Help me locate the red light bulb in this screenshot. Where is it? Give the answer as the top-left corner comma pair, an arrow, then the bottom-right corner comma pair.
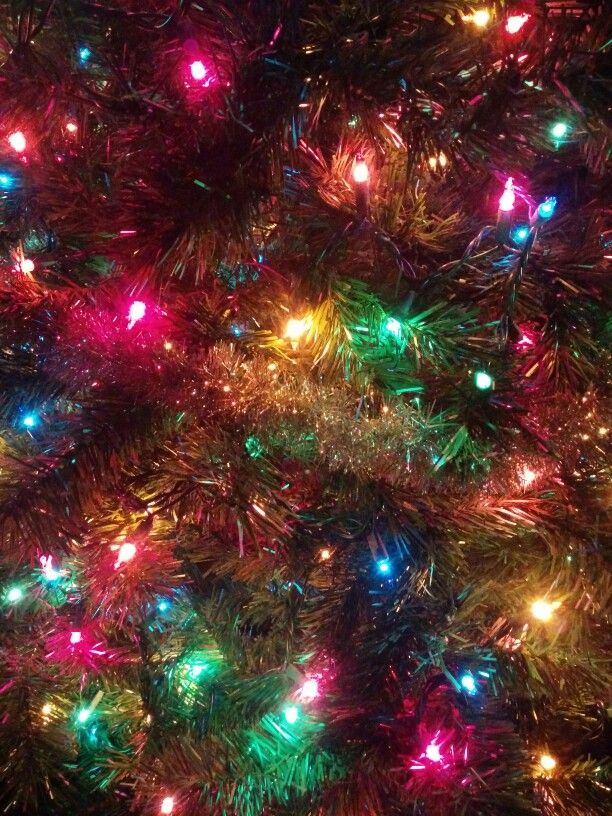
8,131 -> 27,153
506,14 -> 530,35
190,60 -> 207,81
499,177 -> 515,212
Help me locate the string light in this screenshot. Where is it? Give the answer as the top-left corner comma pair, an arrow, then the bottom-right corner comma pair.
511,225 -> 529,244
6,586 -> 24,603
496,177 -> 516,242
498,177 -> 516,212
536,197 -> 557,220
474,371 -> 493,390
127,300 -> 146,329
284,705 -> 299,724
531,599 -> 560,622
550,121 -> 569,140
114,541 -> 137,569
8,131 -> 27,153
539,753 -> 557,773
460,674 -> 476,694
160,796 -> 175,814
506,14 -> 530,34
284,316 -> 311,345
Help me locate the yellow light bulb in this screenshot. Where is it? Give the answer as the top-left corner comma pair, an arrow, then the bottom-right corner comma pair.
438,152 -> 448,168
320,548 -> 331,561
540,753 -> 557,772
428,155 -> 438,170
472,9 -> 491,27
41,702 -> 53,716
531,599 -> 560,622
285,316 -> 311,343
352,159 -> 369,184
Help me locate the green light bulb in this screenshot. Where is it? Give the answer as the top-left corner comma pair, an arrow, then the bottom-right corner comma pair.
6,586 -> 24,603
551,121 -> 569,140
77,708 -> 91,723
474,371 -> 493,390
284,705 -> 299,724
189,664 -> 206,679
385,317 -> 402,338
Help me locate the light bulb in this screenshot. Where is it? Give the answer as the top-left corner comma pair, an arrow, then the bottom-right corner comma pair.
70,631 -> 82,645
551,121 -> 569,140
471,9 -> 491,27
77,707 -> 91,723
319,548 -> 331,561
284,705 -> 299,724
8,131 -> 27,153
189,664 -> 206,679
377,560 -> 391,575
537,197 -> 557,220
22,413 -> 38,428
300,679 -> 319,701
6,586 -> 24,603
160,796 -> 175,814
0,172 -> 15,189
519,466 -> 537,488
531,599 -> 560,622
352,159 -> 369,184
474,371 -> 493,390
425,741 -> 442,762
539,753 -> 557,772
506,13 -> 530,34
115,541 -> 137,568
284,316 -> 310,342
385,317 -> 402,338
65,121 -> 78,134
511,225 -> 529,244
499,177 -> 515,212
78,46 -> 91,63
127,300 -> 146,329
460,674 -> 476,693
41,702 -> 53,717
190,60 -> 207,81
20,258 -> 35,274
40,555 -> 60,581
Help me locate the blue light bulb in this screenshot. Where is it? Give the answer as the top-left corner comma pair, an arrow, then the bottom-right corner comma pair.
511,226 -> 529,244
460,674 -> 476,694
537,197 -> 557,220
158,600 -> 170,612
377,560 -> 391,575
22,413 -> 38,429
0,172 -> 15,190
78,46 -> 91,63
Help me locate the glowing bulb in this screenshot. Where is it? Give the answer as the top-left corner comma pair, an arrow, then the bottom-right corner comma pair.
22,413 -> 38,428
537,197 -> 557,220
506,13 -> 530,34
20,258 -> 35,274
300,679 -> 319,701
425,741 -> 442,762
472,9 -> 491,27
519,466 -> 537,488
474,371 -> 493,390
40,555 -> 60,581
428,155 -> 437,170
377,560 -> 391,575
284,705 -> 299,724
163,340 -> 173,351
531,599 -> 560,622
160,796 -> 175,814
539,753 -> 557,772
77,707 -> 91,723
284,316 -> 310,343
0,172 -> 15,189
6,586 -> 24,603
551,121 -> 569,140
8,131 -> 27,153
70,631 -> 82,645
499,177 -> 515,212
78,46 -> 91,63
115,541 -> 137,568
41,702 -> 53,716
65,121 -> 78,133
385,317 -> 402,338
190,60 -> 207,81
319,548 -> 331,561
460,674 -> 476,693
158,600 -> 170,612
189,664 -> 206,679
352,159 -> 369,184
511,226 -> 529,244
127,300 -> 146,329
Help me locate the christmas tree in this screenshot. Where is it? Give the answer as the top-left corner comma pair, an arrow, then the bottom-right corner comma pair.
0,2 -> 609,815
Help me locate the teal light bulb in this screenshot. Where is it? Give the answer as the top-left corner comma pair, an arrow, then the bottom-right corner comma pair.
474,371 -> 493,390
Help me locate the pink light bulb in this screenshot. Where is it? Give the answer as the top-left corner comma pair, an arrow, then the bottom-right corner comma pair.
160,796 -> 175,814
115,541 -> 137,568
127,300 -> 146,329
70,631 -> 82,645
190,60 -> 207,81
506,14 -> 530,34
300,678 -> 319,701
425,741 -> 442,763
499,177 -> 515,212
8,131 -> 27,153
352,159 -> 369,184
